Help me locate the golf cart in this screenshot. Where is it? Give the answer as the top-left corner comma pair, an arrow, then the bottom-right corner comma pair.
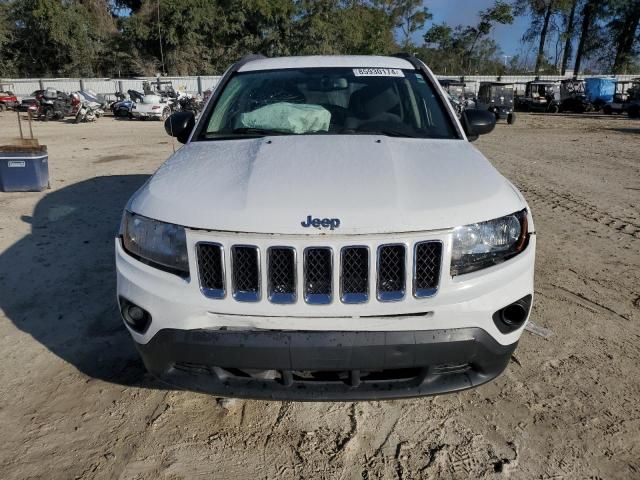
0,83 -> 18,111
603,79 -> 640,118
476,81 -> 516,124
516,80 -> 560,113
559,79 -> 592,113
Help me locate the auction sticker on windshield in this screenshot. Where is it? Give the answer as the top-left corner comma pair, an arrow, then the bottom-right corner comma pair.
353,68 -> 404,77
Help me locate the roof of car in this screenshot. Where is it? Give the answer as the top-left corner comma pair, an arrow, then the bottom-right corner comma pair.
238,55 -> 416,72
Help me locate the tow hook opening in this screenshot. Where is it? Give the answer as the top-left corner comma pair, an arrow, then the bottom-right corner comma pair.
119,297 -> 152,333
493,294 -> 532,334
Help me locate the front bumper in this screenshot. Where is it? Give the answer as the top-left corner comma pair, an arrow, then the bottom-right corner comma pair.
137,327 -> 517,401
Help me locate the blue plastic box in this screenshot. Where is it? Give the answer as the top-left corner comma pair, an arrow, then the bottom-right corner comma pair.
0,146 -> 49,192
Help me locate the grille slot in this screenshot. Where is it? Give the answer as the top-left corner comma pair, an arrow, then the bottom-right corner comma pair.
341,247 -> 369,303
304,248 -> 333,304
197,243 -> 225,298
414,241 -> 442,297
231,245 -> 260,302
268,247 -> 296,304
377,244 -> 406,301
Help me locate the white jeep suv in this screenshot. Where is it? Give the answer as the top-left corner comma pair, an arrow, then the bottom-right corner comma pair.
116,54 -> 535,400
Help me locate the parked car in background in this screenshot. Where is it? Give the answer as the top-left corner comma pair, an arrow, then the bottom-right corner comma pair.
130,93 -> 172,120
0,89 -> 19,111
116,54 -> 536,401
17,90 -> 44,113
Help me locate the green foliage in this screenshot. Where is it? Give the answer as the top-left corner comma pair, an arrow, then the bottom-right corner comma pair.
0,0 -> 636,77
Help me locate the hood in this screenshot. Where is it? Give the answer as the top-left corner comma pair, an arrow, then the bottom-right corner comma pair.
129,136 -> 524,235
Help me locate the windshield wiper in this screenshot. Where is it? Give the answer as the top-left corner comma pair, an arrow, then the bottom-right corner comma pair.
344,128 -> 419,138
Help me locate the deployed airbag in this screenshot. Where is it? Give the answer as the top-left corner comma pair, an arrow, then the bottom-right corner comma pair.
240,102 -> 331,134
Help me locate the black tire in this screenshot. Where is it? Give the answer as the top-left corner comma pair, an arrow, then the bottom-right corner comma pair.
0,103 -> 6,112
161,107 -> 170,121
603,105 -> 612,115
549,104 -> 559,114
493,110 -> 501,121
507,112 -> 516,125
628,105 -> 640,119
44,107 -> 53,122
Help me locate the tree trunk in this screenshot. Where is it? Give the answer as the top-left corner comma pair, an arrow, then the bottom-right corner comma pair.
573,0 -> 594,77
612,3 -> 640,74
560,0 -> 578,75
535,0 -> 555,74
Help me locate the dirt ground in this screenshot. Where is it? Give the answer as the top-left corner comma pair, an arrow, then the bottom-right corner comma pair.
0,111 -> 638,480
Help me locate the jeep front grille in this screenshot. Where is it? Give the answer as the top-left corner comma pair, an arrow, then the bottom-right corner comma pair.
377,244 -> 406,301
197,243 -> 225,298
304,247 -> 333,304
196,240 -> 442,305
340,247 -> 369,303
268,247 -> 296,304
231,245 -> 260,302
414,241 -> 442,298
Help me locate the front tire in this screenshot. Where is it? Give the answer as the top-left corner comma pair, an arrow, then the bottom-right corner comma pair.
507,112 -> 516,125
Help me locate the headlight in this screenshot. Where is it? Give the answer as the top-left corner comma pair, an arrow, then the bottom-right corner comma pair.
451,210 -> 528,276
122,211 -> 189,275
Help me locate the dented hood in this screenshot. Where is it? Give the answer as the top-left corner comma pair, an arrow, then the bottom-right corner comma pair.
129,135 -> 525,235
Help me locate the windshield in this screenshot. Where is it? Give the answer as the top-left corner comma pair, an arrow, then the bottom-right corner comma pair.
200,68 -> 458,140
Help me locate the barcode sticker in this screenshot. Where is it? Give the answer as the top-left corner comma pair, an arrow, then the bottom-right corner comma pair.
8,161 -> 26,168
353,68 -> 404,77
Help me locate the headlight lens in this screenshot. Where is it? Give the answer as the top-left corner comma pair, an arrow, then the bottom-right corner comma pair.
122,211 -> 189,274
451,210 -> 528,276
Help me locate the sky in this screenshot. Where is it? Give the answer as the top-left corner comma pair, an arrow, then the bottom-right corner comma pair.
413,0 -> 532,60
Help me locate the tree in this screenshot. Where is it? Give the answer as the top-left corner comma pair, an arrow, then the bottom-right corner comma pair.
374,0 -> 432,48
610,0 -> 640,73
464,1 -> 513,70
560,0 -> 578,75
573,0 -> 599,75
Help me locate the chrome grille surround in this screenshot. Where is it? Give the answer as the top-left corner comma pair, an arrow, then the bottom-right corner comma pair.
303,247 -> 333,305
376,244 -> 407,302
195,235 -> 444,307
267,246 -> 297,304
231,245 -> 261,302
196,242 -> 225,299
413,241 -> 443,298
340,246 -> 369,304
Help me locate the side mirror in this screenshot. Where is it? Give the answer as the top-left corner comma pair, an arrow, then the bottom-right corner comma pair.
462,109 -> 496,141
164,111 -> 195,144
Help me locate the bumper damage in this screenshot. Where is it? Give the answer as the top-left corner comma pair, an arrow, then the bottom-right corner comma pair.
136,327 -> 517,401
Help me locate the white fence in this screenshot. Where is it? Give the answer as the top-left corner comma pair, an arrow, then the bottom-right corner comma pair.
1,73 -> 638,99
0,76 -> 223,100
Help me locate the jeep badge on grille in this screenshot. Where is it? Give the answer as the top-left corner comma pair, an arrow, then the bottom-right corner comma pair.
301,215 -> 341,230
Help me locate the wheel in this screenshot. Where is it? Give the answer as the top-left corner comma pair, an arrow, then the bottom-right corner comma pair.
549,104 -> 559,114
628,105 -> 640,119
603,105 -> 612,115
74,113 -> 82,124
507,112 -> 516,125
493,110 -> 501,121
44,108 -> 53,121
161,107 -> 170,121
0,103 -> 5,112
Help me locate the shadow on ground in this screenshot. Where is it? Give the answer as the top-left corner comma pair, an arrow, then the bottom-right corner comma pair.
0,175 -> 166,388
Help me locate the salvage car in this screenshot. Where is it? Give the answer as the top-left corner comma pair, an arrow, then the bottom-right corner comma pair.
130,93 -> 172,120
116,54 -> 536,400
0,89 -> 18,111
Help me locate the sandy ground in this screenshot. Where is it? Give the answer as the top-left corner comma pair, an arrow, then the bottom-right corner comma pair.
0,111 -> 638,480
